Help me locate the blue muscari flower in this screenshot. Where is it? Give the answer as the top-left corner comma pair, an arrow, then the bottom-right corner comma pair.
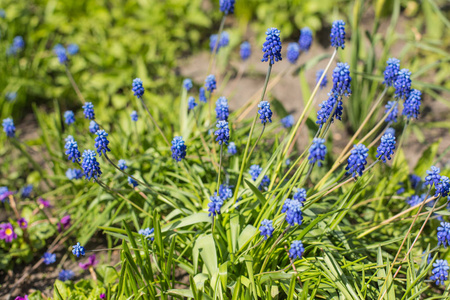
316,93 -> 343,128
259,219 -> 274,240
345,144 -> 368,177
376,133 -> 396,163
72,242 -> 85,257
171,136 -> 187,162
425,166 -> 441,188
199,87 -> 207,103
219,184 -> 233,200
53,44 -> 68,64
2,118 -> 16,137
59,269 -> 75,281
132,78 -> 145,98
139,227 -> 154,241
13,36 -> 25,50
89,121 -> 99,134
430,259 -> 449,285
406,194 -> 426,207
209,32 -> 229,52
67,44 -> 79,55
331,62 -> 352,96
220,31 -> 230,48
209,34 -> 219,52
131,110 -> 138,122
383,58 -> 400,87
183,78 -> 193,91
423,251 -> 433,265
227,142 -> 237,155
240,41 -> 251,61
298,27 -> 313,52
128,177 -> 138,187
249,165 -> 269,190
261,27 -> 282,65
95,130 -> 111,156
285,159 -> 291,166
284,199 -> 303,226
409,174 -> 421,189
402,89 -> 422,119
214,120 -> 230,145
330,20 -> 346,49
66,168 -> 83,180
396,183 -> 405,195
64,135 -> 81,163
384,101 -> 398,123
385,127 -> 395,137
437,222 -> 450,248
208,194 -> 224,217
21,184 -> 33,199
308,138 -> 327,166
6,92 -> 17,102
188,97 -> 197,111
215,97 -> 229,121
394,69 -> 411,100
286,43 -> 300,64
64,110 -> 75,125
289,240 -> 305,260
81,150 -> 102,180
293,188 -> 307,205
316,70 -> 328,89
281,115 -> 294,128
436,176 -> 450,198
43,252 -> 56,265
82,102 -> 95,120
220,0 -> 235,14
118,159 -> 128,170
257,101 -> 272,124
205,75 -> 217,93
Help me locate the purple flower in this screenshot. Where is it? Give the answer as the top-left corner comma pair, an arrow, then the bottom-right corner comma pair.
79,254 -> 98,270
18,218 -> 28,229
58,215 -> 71,232
0,187 -> 14,202
0,223 -> 17,242
39,197 -> 52,208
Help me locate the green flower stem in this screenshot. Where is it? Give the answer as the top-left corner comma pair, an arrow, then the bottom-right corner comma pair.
216,144 -> 223,192
232,63 -> 273,204
392,118 -> 410,169
260,226 -> 290,274
207,15 -> 227,75
139,96 -> 170,147
193,111 -> 218,172
247,124 -> 266,164
64,64 -> 86,104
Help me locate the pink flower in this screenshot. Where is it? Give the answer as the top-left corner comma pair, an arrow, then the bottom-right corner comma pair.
79,254 -> 98,270
14,295 -> 28,300
0,223 -> 17,242
100,294 -> 106,299
57,215 -> 71,232
38,197 -> 52,208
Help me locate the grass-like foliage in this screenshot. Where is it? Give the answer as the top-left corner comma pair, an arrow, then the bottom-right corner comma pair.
1,1 -> 450,299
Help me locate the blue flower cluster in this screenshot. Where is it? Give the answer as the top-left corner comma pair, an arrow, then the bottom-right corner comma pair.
171,136 -> 187,162
66,168 -> 83,180
210,32 -> 229,53
208,194 -> 224,217
406,194 -> 426,207
383,58 -> 400,87
259,219 -> 274,240
425,166 -> 441,187
218,184 -> 233,200
283,199 -> 303,226
59,270 -> 75,282
64,110 -> 75,125
2,118 -> 16,137
219,0 -> 235,15
183,78 -> 193,91
89,121 -> 99,134
437,222 -> 450,248
139,227 -> 155,241
345,144 -> 368,177
430,259 -> 449,285
132,78 -> 145,98
316,93 -> 343,128
289,240 -> 305,260
298,27 -> 313,52
205,75 -> 217,93
54,44 -> 68,64
227,142 -> 237,155
43,252 -> 56,265
293,188 -> 307,205
21,185 -> 33,199
7,36 -> 25,55
82,102 -> 95,120
249,164 -> 270,190
118,159 -> 128,170
65,136 -> 81,163
257,101 -> 272,124
261,27 -> 282,65
199,87 -> 207,103
72,243 -> 85,257
394,69 -> 411,100
330,20 -> 346,49
281,115 -> 294,128
286,43 -> 300,64
384,101 -> 398,123
376,133 -> 396,163
308,138 -> 327,166
128,177 -> 138,187
216,97 -> 229,121
81,150 -> 102,180
436,176 -> 450,198
214,120 -> 230,145
95,130 -> 111,156
316,70 -> 328,89
240,42 -> 251,61
402,89 -> 422,119
131,110 -> 138,122
331,62 -> 352,97
188,97 -> 198,111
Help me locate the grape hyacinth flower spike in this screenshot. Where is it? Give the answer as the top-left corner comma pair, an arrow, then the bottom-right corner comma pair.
59,270 -> 75,282
42,252 -> 56,265
259,219 -> 274,240
383,58 -> 400,87
205,75 -> 217,93
118,159 -> 128,170
183,78 -> 193,91
316,93 -> 343,128
218,184 -> 233,200
64,110 -> 75,125
425,166 -> 441,187
81,150 -> 102,180
284,199 -> 303,226
331,62 -> 352,97
436,176 -> 450,198
215,97 -> 229,121
227,142 -> 237,155
240,42 -> 251,61
316,70 -> 328,89
64,135 -> 81,163
330,20 -> 346,49
2,118 -> 16,137
385,101 -> 398,123
171,136 -> 187,162
376,133 -> 396,163
130,110 -> 138,122
132,78 -> 145,98
402,89 -> 422,119
261,27 -> 282,64
214,121 -> 230,145
67,44 -> 79,55
298,27 -> 313,52
219,0 -> 235,14
308,138 -> 327,166
188,97 -> 197,111
394,69 -> 411,100
289,240 -> 305,260
281,115 -> 294,128
286,43 -> 300,64
139,227 -> 155,241
430,259 -> 449,285
437,222 -> 450,248
257,101 -> 272,124
199,87 -> 207,103
95,130 -> 111,156
89,121 -> 99,134
345,144 -> 368,177
128,177 -> 138,188
293,188 -> 307,206
82,102 -> 95,120
208,194 -> 224,217
53,44 -> 68,64
72,242 -> 85,257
